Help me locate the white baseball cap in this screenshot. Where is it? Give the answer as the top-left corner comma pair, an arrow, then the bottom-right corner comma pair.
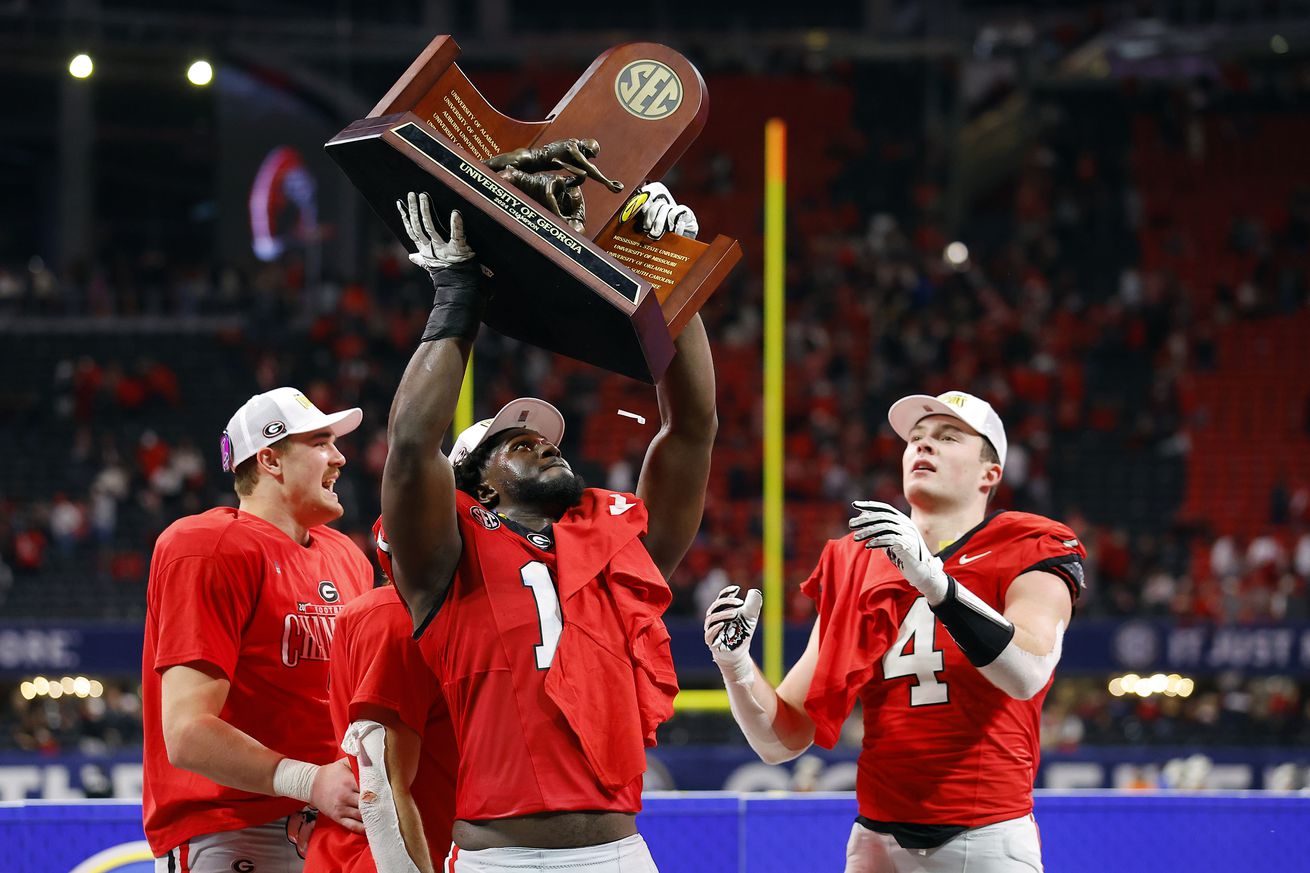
450,397 -> 566,466
220,387 -> 362,472
888,390 -> 1007,469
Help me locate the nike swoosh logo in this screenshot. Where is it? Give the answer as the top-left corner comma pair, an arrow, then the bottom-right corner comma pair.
958,551 -> 992,565
610,495 -> 635,515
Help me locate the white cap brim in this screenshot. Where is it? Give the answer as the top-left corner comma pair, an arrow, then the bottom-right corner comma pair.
450,397 -> 566,465
305,407 -> 363,439
887,395 -> 977,441
483,398 -> 564,447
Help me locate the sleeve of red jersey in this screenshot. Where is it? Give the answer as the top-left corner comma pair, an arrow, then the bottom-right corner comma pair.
1001,520 -> 1088,605
151,550 -> 259,681
345,603 -> 437,735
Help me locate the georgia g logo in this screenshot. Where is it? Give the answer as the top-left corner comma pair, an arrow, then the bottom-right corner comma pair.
614,59 -> 683,120
262,420 -> 287,438
232,860 -> 256,873
318,580 -> 339,603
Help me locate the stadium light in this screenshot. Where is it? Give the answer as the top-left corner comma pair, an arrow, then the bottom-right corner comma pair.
944,241 -> 969,267
1109,672 -> 1195,698
1271,35 -> 1289,55
21,675 -> 108,700
68,53 -> 94,79
187,60 -> 214,86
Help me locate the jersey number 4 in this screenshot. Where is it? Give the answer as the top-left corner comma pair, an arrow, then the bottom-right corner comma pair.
882,597 -> 949,706
521,561 -> 562,670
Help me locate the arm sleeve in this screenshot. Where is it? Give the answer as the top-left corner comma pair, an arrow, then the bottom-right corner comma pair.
152,549 -> 259,680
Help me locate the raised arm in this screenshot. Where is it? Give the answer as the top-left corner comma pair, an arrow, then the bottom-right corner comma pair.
382,193 -> 481,627
632,184 -> 717,578
636,313 -> 717,577
703,586 -> 818,763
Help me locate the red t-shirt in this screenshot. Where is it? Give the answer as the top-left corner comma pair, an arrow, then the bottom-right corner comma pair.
803,510 -> 1085,827
141,508 -> 374,856
402,490 -> 676,821
305,586 -> 457,873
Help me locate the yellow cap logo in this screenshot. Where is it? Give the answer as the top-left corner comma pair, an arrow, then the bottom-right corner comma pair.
293,393 -> 314,410
943,394 -> 968,408
615,60 -> 683,120
620,191 -> 649,223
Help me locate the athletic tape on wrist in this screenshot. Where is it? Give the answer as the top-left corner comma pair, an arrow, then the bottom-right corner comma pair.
272,758 -> 319,803
421,263 -> 484,343
346,720 -> 425,873
929,576 -> 1016,667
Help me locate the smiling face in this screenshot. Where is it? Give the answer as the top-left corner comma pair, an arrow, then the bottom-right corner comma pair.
902,415 -> 1002,511
477,428 -> 585,518
271,429 -> 347,527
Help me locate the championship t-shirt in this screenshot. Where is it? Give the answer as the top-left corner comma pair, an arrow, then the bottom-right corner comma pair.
141,507 -> 373,855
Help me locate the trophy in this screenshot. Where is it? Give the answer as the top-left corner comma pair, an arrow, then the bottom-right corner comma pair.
325,36 -> 742,383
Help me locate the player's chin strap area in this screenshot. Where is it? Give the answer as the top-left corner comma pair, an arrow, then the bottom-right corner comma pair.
343,720 -> 424,873
930,577 -> 1064,701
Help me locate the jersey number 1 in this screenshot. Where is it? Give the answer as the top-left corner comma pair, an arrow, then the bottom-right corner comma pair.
521,561 -> 562,670
881,597 -> 948,706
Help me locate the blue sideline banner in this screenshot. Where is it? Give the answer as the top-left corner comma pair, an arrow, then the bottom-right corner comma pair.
4,794 -> 1307,873
0,625 -> 143,676
6,747 -> 1310,799
665,619 -> 1310,679
9,620 -> 1310,678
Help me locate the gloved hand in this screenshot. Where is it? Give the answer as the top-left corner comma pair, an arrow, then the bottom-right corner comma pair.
704,584 -> 762,683
849,501 -> 950,605
395,191 -> 475,278
632,182 -> 699,241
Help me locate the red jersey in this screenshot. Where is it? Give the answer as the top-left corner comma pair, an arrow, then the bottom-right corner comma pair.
305,586 -> 457,873
802,510 -> 1085,828
141,508 -> 374,856
398,489 -> 677,821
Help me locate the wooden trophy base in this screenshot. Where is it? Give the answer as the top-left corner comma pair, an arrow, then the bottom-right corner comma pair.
326,36 -> 741,383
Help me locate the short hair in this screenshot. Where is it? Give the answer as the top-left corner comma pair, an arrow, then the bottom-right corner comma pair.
452,429 -> 520,504
233,435 -> 288,496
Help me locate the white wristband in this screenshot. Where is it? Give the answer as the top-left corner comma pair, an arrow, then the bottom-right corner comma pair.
273,758 -> 319,803
712,648 -> 756,685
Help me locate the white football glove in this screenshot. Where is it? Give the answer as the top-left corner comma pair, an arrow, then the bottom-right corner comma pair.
704,584 -> 762,683
849,501 -> 950,605
395,191 -> 475,278
632,182 -> 699,241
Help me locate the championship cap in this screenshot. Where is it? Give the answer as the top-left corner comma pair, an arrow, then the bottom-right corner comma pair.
220,387 -> 362,472
887,390 -> 1007,469
449,398 -> 566,466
